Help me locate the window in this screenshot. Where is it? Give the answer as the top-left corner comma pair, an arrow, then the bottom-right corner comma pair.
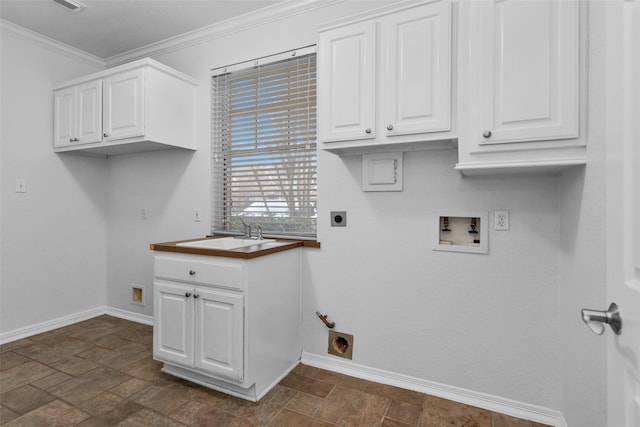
211,48 -> 317,239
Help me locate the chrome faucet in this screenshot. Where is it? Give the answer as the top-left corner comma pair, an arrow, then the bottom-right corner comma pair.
239,218 -> 251,238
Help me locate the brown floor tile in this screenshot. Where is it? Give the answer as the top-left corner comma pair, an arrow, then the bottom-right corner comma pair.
30,371 -> 73,391
0,317 -> 547,427
118,408 -> 186,427
120,358 -> 166,382
420,395 -> 492,427
170,400 -> 258,426
365,382 -> 424,406
0,361 -> 57,393
0,384 -> 56,415
315,385 -> 391,426
48,366 -> 130,405
386,400 -> 422,425
0,339 -> 34,354
291,363 -> 321,378
83,341 -> 150,370
278,372 -> 335,398
285,391 -> 324,416
79,391 -> 144,424
313,368 -> 375,391
0,405 -> 21,424
0,352 -> 29,372
215,385 -> 297,425
129,382 -> 193,415
50,355 -> 99,376
109,378 -> 151,399
12,338 -> 93,365
91,334 -> 131,350
268,408 -> 337,426
3,399 -> 90,427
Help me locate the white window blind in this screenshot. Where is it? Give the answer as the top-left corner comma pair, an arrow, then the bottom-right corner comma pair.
211,50 -> 317,239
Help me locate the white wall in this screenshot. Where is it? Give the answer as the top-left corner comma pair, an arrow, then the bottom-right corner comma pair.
557,3 -> 608,426
0,28 -> 107,334
105,1 -> 563,411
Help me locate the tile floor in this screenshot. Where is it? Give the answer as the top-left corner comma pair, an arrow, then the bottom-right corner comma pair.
0,315 -> 550,426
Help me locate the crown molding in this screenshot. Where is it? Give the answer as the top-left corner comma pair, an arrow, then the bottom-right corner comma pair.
105,0 -> 343,67
0,19 -> 106,68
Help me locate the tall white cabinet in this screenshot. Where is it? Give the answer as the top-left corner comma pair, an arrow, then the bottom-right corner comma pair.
152,249 -> 301,401
53,58 -> 198,156
455,0 -> 586,174
318,0 -> 454,154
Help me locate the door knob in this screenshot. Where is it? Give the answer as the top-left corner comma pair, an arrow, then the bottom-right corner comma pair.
581,302 -> 622,335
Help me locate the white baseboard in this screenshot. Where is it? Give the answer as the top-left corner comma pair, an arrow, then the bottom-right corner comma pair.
105,306 -> 153,325
0,306 -> 153,345
301,352 -> 567,427
0,307 -> 105,345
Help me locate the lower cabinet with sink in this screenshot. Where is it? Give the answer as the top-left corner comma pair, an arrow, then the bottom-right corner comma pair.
151,245 -> 301,401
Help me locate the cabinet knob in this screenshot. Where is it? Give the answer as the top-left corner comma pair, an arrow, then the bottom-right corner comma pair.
185,292 -> 192,298
483,130 -> 492,138
365,128 -> 372,134
103,133 -> 109,138
188,270 -> 196,276
193,294 -> 200,299
69,138 -> 74,142
386,124 -> 394,131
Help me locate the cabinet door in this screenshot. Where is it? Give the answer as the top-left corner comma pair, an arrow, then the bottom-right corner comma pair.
383,1 -> 452,136
103,68 -> 145,141
53,87 -> 76,148
76,80 -> 103,144
153,282 -> 194,367
478,0 -> 579,144
318,21 -> 376,142
194,288 -> 244,382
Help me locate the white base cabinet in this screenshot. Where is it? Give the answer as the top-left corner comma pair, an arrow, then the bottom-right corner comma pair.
152,250 -> 301,401
53,58 -> 197,157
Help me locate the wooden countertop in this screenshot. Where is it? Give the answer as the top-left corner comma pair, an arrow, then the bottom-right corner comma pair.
150,235 -> 320,259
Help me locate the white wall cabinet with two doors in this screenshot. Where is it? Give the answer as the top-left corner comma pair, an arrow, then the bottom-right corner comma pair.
318,0 -> 586,175
153,250 -> 301,401
53,58 -> 197,157
318,0 -> 454,155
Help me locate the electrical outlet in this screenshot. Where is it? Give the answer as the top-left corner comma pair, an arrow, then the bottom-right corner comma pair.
494,210 -> 510,231
15,178 -> 26,193
194,208 -> 201,222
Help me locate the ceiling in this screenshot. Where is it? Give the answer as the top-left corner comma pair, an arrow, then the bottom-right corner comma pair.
0,0 -> 283,59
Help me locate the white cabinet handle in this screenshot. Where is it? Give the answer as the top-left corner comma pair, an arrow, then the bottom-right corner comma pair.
188,270 -> 196,276
193,294 -> 200,299
386,124 -> 394,131
483,130 -> 492,138
185,292 -> 192,298
365,128 -> 372,134
103,133 -> 109,138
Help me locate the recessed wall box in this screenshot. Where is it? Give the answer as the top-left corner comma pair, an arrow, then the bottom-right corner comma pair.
362,152 -> 402,192
433,210 -> 488,254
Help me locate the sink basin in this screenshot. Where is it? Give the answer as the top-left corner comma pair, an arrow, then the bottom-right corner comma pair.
176,237 -> 276,250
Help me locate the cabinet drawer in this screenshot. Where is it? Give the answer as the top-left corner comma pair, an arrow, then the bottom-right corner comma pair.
155,255 -> 244,290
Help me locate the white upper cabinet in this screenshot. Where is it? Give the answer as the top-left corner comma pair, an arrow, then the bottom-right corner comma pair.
318,0 -> 454,155
53,58 -> 198,157
318,21 -> 376,142
54,80 -> 102,148
103,68 -> 145,142
455,0 -> 586,175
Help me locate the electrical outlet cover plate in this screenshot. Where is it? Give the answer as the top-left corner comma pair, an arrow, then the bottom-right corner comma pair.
494,210 -> 510,230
